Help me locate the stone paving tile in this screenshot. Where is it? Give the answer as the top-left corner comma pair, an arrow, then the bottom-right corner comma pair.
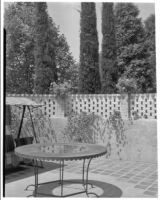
152,183 -> 158,187
91,170 -> 103,173
138,181 -> 152,186
59,159 -> 158,198
110,174 -> 121,177
117,177 -> 130,182
143,190 -> 157,196
140,172 -> 150,175
5,159 -> 158,198
128,180 -> 139,184
121,175 -> 132,179
92,171 -> 103,174
93,160 -> 157,196
147,187 -> 158,192
135,185 -> 149,189
134,175 -> 146,179
101,171 -> 114,174
125,173 -> 134,176
65,167 -> 80,171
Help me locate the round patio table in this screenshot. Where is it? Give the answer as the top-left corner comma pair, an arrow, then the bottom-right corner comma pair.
15,143 -> 107,197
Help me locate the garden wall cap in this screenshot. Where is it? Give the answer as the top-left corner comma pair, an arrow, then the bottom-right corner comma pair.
6,97 -> 44,106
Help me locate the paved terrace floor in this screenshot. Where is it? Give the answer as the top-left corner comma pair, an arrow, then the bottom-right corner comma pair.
5,157 -> 158,198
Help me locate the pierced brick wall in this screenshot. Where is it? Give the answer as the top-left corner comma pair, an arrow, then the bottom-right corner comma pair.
6,93 -> 157,119
130,93 -> 157,119
65,94 -> 122,118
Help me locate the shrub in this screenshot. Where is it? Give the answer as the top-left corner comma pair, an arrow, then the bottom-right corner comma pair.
64,111 -> 127,159
49,82 -> 71,99
132,110 -> 141,120
64,112 -> 96,143
92,111 -> 127,159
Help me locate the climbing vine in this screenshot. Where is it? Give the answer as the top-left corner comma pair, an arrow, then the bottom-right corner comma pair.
64,111 -> 127,159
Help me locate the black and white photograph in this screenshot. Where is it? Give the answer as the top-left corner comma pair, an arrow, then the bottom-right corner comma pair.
2,0 -> 159,198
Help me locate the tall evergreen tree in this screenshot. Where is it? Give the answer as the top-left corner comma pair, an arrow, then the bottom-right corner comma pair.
79,2 -> 101,94
101,3 -> 117,93
4,2 -> 35,93
115,3 -> 153,93
34,2 -> 57,94
145,14 -> 155,51
5,2 -> 77,94
144,14 -> 156,92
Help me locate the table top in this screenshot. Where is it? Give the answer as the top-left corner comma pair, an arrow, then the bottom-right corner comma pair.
15,143 -> 107,161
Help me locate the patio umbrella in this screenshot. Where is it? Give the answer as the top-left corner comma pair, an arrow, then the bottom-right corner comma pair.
5,96 -> 44,168
6,96 -> 44,145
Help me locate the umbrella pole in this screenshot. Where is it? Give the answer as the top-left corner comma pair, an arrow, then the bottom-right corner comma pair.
27,106 -> 43,168
17,105 -> 26,139
27,106 -> 38,143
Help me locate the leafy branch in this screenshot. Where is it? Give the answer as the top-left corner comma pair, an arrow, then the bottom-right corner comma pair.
64,111 -> 127,159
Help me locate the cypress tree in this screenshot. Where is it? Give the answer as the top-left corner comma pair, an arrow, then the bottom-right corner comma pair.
79,3 -> 101,94
101,3 -> 117,93
34,2 -> 57,94
115,3 -> 152,93
144,14 -> 156,92
4,2 -> 36,94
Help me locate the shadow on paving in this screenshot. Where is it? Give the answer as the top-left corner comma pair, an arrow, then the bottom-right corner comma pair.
31,179 -> 122,198
5,162 -> 61,184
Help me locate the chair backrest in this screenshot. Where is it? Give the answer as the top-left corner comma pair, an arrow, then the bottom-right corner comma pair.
5,135 -> 15,152
5,105 -> 11,125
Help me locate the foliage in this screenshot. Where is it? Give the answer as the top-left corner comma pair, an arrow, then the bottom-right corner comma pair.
79,2 -> 101,94
115,3 -> 154,93
50,23 -> 79,89
55,32 -> 78,86
34,2 -> 57,94
64,111 -> 127,159
92,111 -> 127,159
115,3 -> 144,48
64,112 -> 96,143
49,62 -> 79,96
101,3 -> 117,93
4,2 -> 78,94
50,82 -> 71,99
65,63 -> 79,93
4,2 -> 35,93
144,14 -> 156,92
116,76 -> 137,93
145,14 -> 155,51
10,106 -> 57,143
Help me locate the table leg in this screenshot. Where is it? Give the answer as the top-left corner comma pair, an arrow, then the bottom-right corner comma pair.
34,159 -> 38,197
59,160 -> 61,185
82,159 -> 86,186
25,160 -> 42,192
83,158 -> 99,197
27,159 -> 38,197
85,158 -> 92,194
27,160 -> 64,197
82,159 -> 93,188
60,160 -> 64,196
27,158 -> 99,197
